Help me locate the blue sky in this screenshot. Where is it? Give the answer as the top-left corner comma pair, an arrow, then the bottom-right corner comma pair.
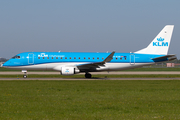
0,0 -> 180,58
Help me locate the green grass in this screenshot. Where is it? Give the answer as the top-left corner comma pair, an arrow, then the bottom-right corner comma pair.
1,74 -> 180,78
0,80 -> 180,119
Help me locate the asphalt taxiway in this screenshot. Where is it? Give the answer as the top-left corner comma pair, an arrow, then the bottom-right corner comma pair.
1,71 -> 180,75
0,71 -> 180,80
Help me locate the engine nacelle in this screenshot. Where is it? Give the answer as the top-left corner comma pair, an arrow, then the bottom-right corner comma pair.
61,67 -> 80,75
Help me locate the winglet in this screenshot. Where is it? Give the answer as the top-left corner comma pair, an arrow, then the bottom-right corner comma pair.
76,51 -> 115,67
103,51 -> 115,62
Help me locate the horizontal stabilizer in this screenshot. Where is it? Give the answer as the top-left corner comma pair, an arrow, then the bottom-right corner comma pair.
152,54 -> 177,61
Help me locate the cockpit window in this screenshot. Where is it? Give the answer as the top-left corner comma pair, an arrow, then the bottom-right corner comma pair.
12,55 -> 20,59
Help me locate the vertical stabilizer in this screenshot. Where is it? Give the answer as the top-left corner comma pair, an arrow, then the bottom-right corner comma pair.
135,25 -> 174,55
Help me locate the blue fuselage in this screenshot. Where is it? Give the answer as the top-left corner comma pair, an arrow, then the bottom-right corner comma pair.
3,52 -> 166,72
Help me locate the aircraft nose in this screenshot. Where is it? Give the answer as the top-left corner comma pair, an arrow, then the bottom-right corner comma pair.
2,62 -> 9,68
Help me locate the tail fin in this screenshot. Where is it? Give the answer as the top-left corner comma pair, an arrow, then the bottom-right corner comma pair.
135,25 -> 174,55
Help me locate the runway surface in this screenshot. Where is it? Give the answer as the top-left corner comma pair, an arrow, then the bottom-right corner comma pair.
0,78 -> 180,80
1,71 -> 180,75
0,71 -> 180,80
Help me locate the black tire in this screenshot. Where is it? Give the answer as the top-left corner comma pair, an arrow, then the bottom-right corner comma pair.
85,73 -> 92,78
23,75 -> 27,78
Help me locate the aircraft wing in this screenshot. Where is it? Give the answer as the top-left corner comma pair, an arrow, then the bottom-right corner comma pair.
152,54 -> 177,61
76,51 -> 115,67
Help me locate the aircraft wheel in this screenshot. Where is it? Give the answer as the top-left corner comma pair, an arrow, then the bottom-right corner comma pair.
23,75 -> 27,78
85,73 -> 92,78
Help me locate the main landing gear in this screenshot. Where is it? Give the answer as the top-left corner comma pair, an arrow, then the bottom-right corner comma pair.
22,70 -> 27,78
85,73 -> 92,78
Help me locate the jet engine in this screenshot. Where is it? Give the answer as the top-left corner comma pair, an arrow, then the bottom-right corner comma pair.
61,67 -> 80,75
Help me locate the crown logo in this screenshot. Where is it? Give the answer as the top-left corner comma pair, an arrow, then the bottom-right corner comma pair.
65,69 -> 69,72
157,37 -> 164,41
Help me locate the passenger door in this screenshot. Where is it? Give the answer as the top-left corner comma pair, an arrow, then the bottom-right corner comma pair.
130,53 -> 135,65
28,53 -> 34,64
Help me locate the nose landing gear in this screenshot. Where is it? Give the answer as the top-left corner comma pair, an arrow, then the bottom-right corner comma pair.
22,70 -> 27,78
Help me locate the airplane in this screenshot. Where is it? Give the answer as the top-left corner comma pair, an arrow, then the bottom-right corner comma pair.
2,25 -> 176,78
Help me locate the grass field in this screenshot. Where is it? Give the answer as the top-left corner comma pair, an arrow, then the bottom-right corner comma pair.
1,74 -> 180,78
0,80 -> 180,119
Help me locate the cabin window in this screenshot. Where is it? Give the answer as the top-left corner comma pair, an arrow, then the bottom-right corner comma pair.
74,57 -> 76,59
38,57 -> 40,59
56,57 -> 58,59
61,57 -> 62,59
65,57 -> 67,59
120,58 -> 122,60
88,57 -> 90,59
102,57 -> 104,60
116,58 -> 118,60
93,57 -> 94,59
97,57 -> 99,59
47,57 -> 49,59
43,57 -> 44,59
52,57 -> 53,59
84,57 -> 86,59
70,57 -> 71,59
79,57 -> 80,59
